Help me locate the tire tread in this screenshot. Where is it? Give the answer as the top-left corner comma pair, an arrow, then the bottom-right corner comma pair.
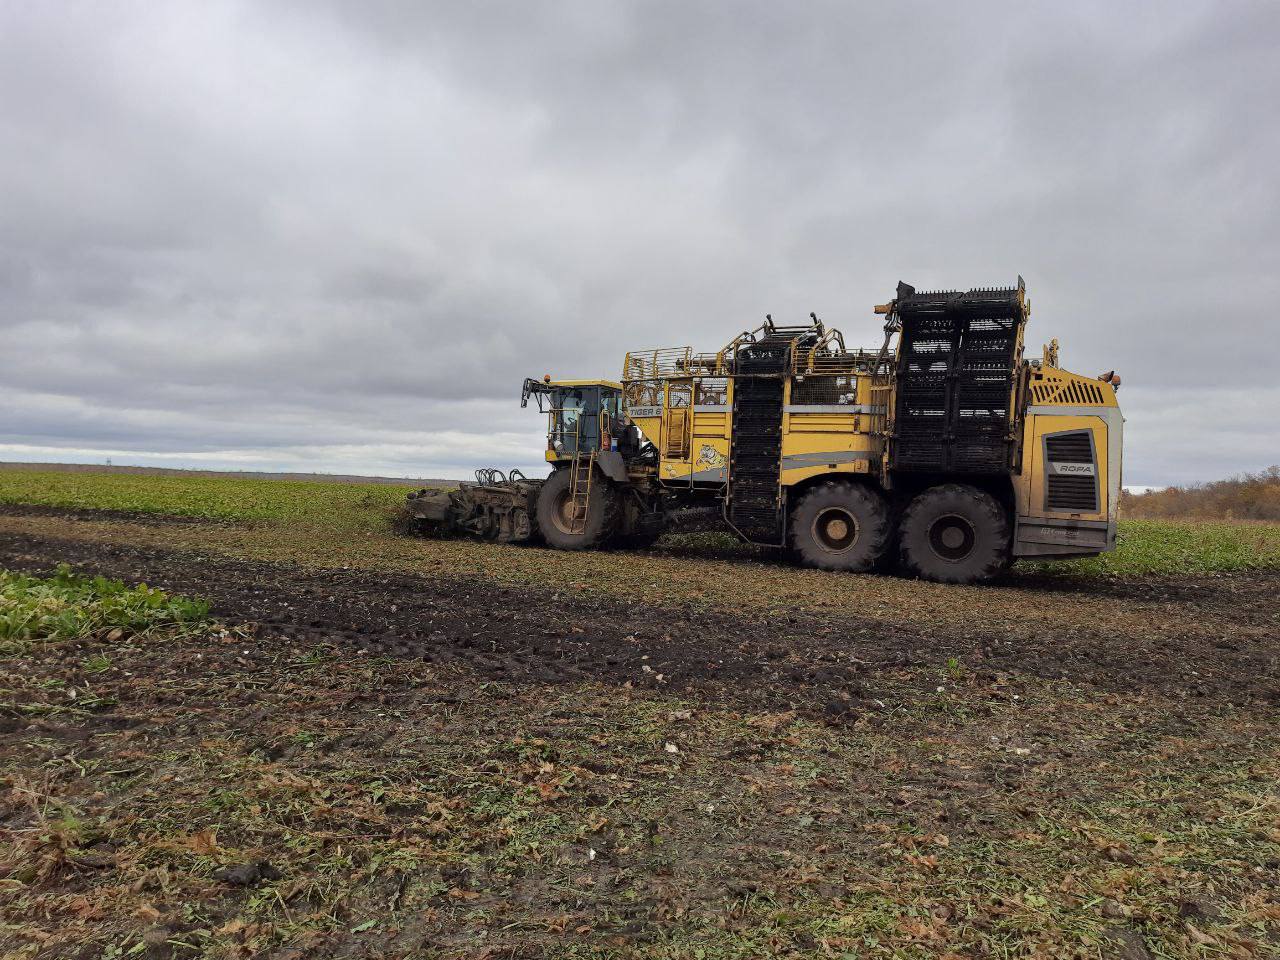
898,483 -> 1009,584
536,468 -> 621,550
788,480 -> 890,572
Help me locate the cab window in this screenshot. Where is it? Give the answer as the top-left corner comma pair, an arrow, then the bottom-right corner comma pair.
554,389 -> 585,440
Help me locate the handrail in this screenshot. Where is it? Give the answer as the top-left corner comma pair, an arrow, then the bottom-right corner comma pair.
624,317 -> 900,382
801,327 -> 848,372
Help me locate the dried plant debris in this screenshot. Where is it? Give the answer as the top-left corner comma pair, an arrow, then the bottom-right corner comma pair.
1,470 -> 1279,956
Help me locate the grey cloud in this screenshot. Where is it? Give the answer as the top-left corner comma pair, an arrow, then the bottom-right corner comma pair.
1,1 -> 1277,483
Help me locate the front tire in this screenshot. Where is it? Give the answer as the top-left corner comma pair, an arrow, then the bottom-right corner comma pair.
535,468 -> 620,550
788,481 -> 890,571
898,484 -> 1010,584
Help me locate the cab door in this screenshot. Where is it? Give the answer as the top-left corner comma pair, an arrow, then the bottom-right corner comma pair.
553,387 -> 601,455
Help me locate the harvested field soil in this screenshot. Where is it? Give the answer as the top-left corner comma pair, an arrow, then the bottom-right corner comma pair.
0,502 -> 223,528
2,528 -> 1278,710
3,498 -> 1280,958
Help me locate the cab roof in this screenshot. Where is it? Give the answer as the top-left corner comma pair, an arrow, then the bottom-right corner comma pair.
546,379 -> 623,390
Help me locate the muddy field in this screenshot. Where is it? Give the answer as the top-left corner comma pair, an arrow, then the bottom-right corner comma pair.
3,503 -> 1280,959
2,526 -> 1278,711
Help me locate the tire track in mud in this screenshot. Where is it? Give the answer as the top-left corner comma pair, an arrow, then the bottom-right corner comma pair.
0,530 -> 901,710
2,527 -> 1278,708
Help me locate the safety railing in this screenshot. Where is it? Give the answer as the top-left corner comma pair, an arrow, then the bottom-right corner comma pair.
792,345 -> 887,376
623,347 -> 694,381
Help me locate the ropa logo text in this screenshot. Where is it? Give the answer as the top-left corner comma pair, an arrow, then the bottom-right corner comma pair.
1050,462 -> 1095,476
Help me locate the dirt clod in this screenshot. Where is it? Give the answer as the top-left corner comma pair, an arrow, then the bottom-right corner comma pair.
214,861 -> 282,887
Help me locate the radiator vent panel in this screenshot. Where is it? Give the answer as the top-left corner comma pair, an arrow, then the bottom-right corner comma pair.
1044,430 -> 1099,513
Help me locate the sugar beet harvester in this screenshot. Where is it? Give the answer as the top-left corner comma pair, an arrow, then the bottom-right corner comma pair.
404,280 -> 1123,584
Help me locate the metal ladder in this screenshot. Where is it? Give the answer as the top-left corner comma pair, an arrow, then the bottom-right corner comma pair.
568,449 -> 595,534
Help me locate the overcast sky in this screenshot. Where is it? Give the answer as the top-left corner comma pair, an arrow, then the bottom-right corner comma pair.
2,1 -> 1276,486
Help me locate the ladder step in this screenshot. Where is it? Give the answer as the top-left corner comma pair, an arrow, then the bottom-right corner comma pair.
567,452 -> 596,533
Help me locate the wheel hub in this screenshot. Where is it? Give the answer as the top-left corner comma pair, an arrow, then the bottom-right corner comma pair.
813,507 -> 858,552
928,514 -> 976,562
552,491 -> 578,534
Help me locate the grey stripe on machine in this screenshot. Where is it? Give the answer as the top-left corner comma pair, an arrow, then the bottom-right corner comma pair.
784,404 -> 884,414
688,467 -> 727,483
781,451 -> 875,469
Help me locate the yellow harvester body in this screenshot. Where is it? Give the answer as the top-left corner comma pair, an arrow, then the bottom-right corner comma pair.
619,280 -> 1122,570
409,279 -> 1123,583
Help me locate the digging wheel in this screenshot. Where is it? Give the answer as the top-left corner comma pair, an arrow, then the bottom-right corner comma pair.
536,467 -> 621,550
898,483 -> 1010,584
788,481 -> 890,571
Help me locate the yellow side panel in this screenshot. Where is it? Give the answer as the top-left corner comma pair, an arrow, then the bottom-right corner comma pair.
786,412 -> 867,434
643,408 -> 729,484
691,438 -> 729,468
779,408 -> 879,488
692,411 -> 728,438
1021,414 -> 1109,521
661,437 -> 729,483
631,416 -> 662,449
781,460 -> 870,487
1028,367 -> 1117,407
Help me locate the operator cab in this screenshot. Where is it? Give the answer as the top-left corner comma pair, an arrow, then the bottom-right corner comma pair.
522,377 -> 626,458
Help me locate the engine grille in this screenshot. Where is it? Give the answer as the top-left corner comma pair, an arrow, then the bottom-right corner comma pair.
1044,430 -> 1098,513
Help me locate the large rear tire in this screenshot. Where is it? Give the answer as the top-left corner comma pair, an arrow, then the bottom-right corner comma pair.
536,468 -> 620,550
788,481 -> 890,572
898,484 -> 1010,584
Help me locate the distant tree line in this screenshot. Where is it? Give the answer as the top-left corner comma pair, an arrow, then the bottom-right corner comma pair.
1123,466 -> 1280,521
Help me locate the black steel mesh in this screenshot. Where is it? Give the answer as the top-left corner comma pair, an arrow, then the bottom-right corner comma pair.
890,283 -> 1025,474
